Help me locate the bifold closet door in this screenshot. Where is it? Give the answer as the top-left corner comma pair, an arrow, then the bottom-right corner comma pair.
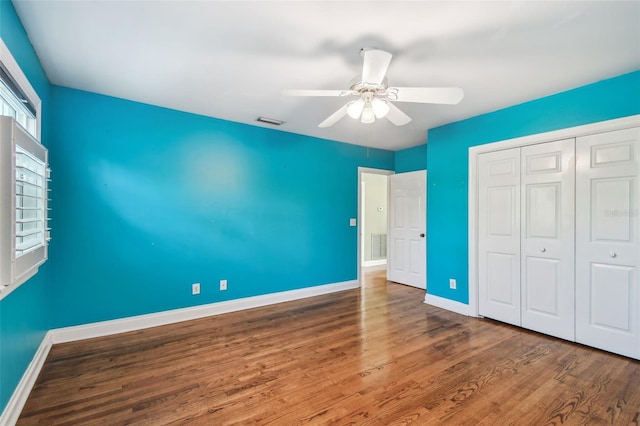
576,127 -> 640,359
520,139 -> 575,341
478,148 -> 521,326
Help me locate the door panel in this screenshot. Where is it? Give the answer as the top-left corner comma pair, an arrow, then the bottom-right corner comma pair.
591,178 -> 633,242
526,151 -> 561,173
388,170 -> 426,289
576,127 -> 640,359
488,187 -> 516,235
524,257 -> 559,316
590,263 -> 634,332
478,148 -> 521,326
520,139 -> 575,340
526,183 -> 559,238
591,141 -> 636,166
486,252 -> 518,305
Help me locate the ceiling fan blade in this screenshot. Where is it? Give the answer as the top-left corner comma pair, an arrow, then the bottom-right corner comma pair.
385,102 -> 412,126
282,89 -> 349,97
318,103 -> 350,128
390,87 -> 464,104
361,49 -> 392,85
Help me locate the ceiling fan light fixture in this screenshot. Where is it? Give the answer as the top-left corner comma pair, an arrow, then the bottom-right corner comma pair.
347,99 -> 365,119
361,104 -> 375,124
283,48 -> 463,128
371,98 -> 389,118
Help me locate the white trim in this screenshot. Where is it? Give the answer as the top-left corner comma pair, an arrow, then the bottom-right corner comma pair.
362,259 -> 387,267
362,263 -> 387,273
51,280 -> 359,344
468,114 -> 640,318
357,167 -> 393,287
424,293 -> 471,316
0,37 -> 42,140
468,144 -> 479,317
0,331 -> 52,426
0,280 -> 358,424
468,115 -> 640,157
361,180 -> 366,269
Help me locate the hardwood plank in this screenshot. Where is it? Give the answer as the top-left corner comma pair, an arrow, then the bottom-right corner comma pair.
17,270 -> 640,425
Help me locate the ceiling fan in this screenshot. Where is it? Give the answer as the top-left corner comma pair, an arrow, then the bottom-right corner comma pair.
282,48 -> 464,128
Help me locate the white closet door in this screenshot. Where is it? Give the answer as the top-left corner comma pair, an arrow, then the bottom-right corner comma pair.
478,148 -> 521,326
576,127 -> 640,359
520,139 -> 575,340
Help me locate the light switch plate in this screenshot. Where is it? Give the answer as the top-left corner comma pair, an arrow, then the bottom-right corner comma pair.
349,218 -> 357,227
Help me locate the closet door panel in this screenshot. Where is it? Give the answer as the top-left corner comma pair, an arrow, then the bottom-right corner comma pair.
521,139 -> 575,340
576,127 -> 640,359
524,257 -> 560,314
479,148 -> 521,326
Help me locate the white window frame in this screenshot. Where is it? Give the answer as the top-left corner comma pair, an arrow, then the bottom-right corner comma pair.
0,37 -> 45,300
0,38 -> 41,140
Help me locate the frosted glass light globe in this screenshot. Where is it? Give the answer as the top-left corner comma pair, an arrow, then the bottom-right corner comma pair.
361,105 -> 375,124
371,98 -> 390,118
347,99 -> 365,119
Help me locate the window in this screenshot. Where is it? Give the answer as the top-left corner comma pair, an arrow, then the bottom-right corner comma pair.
0,37 -> 46,300
0,64 -> 37,137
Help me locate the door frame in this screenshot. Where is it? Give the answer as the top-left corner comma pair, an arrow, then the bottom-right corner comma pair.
468,114 -> 640,317
358,167 -> 394,287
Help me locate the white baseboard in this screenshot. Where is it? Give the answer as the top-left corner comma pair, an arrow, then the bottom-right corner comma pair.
424,293 -> 471,316
0,331 -> 52,426
1,280 -> 359,425
362,259 -> 387,267
51,280 -> 359,344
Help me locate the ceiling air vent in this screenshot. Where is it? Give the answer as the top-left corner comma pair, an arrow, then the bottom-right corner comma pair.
257,117 -> 284,126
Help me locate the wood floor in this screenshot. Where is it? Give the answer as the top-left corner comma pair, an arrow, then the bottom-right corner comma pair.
18,270 -> 640,425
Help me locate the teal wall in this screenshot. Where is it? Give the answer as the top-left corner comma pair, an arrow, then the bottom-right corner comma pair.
426,70 -> 640,303
49,86 -> 394,328
1,0 -> 639,415
0,0 -> 52,413
395,143 -> 427,173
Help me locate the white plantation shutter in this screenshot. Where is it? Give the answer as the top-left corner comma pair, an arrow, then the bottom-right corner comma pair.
0,116 -> 49,297
0,38 -> 46,299
15,145 -> 47,256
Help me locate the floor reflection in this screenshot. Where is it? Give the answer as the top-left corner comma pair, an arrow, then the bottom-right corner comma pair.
358,267 -> 393,387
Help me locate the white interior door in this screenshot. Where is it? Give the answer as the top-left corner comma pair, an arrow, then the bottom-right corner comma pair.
576,127 -> 640,359
388,170 -> 426,289
478,148 -> 521,326
520,139 -> 575,340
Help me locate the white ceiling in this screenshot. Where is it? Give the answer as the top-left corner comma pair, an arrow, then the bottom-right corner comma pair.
12,0 -> 640,151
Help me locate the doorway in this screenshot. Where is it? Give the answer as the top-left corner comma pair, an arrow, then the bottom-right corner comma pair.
358,168 -> 393,285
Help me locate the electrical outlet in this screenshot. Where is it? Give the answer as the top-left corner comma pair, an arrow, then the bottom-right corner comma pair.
449,279 -> 456,289
192,283 -> 200,295
220,279 -> 227,291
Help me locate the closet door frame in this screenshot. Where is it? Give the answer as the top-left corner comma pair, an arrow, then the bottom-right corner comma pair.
468,115 -> 640,318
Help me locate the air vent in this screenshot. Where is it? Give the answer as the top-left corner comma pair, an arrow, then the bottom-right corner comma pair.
257,117 -> 284,126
